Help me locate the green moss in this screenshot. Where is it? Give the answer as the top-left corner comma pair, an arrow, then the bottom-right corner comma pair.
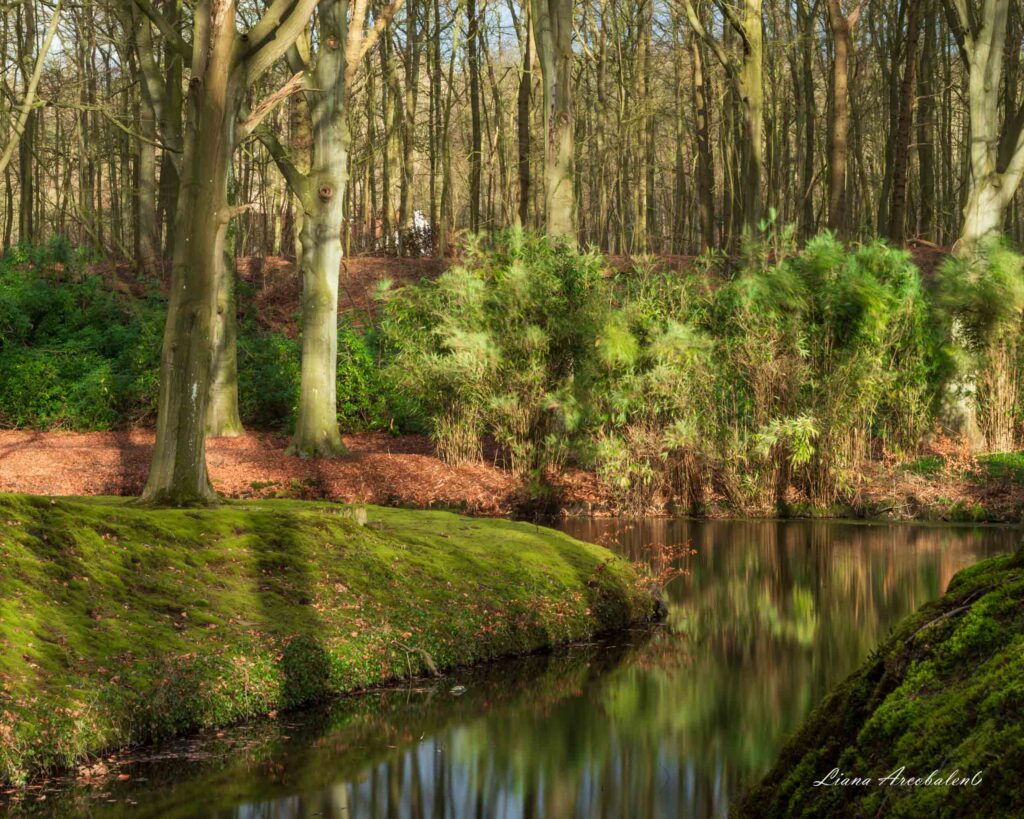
737,548 -> 1024,818
0,495 -> 652,786
974,451 -> 1024,486
904,454 -> 945,477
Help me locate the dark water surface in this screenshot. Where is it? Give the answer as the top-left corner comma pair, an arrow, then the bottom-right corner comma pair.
10,519 -> 1020,818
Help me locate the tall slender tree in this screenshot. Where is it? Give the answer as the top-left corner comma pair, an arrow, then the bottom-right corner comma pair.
261,0 -> 403,458
532,0 -> 576,240
683,0 -> 764,243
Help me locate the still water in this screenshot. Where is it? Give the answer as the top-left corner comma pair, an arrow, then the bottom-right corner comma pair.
11,519 -> 1020,818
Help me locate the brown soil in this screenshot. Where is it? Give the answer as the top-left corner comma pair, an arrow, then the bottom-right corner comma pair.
2,430 -> 1019,521
0,431 -> 526,515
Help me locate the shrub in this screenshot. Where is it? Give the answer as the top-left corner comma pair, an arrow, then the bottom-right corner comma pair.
0,245 -> 399,435
379,230 -> 609,474
587,234 -> 944,510
0,247 -> 164,429
935,240 -> 1024,451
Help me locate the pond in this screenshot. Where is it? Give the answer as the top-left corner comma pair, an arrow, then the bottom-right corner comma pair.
11,519 -> 1020,818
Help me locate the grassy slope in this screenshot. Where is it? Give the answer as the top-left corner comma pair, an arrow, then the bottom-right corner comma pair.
0,495 -> 651,785
737,547 -> 1024,818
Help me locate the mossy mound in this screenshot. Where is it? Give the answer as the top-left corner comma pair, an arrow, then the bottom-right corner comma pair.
0,495 -> 652,786
737,547 -> 1024,818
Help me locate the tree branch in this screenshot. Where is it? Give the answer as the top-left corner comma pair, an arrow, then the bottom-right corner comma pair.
352,0 -> 406,67
0,0 -> 62,177
680,0 -> 737,79
242,0 -> 321,84
255,125 -> 311,206
236,70 -> 306,143
131,0 -> 191,57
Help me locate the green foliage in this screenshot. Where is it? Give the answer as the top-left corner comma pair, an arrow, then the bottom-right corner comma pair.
975,451 -> 1024,485
379,230 -> 609,474
237,326 -> 300,430
904,454 -> 945,477
0,244 -> 163,429
334,322 -> 398,432
590,234 -> 945,511
378,231 -> 950,512
936,240 -> 1024,450
0,246 -> 398,434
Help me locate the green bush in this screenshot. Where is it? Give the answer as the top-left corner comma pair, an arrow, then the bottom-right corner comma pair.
935,239 -> 1024,451
0,244 -> 400,434
379,230 -> 609,474
587,234 -> 946,511
0,245 -> 164,429
379,231 -> 949,512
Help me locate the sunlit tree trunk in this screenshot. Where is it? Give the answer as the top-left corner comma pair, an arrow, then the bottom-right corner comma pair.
142,0 -> 240,504
825,0 -> 864,236
533,0 -> 576,240
948,0 -> 1024,256
262,0 -> 403,457
140,0 -> 319,504
691,30 -> 715,253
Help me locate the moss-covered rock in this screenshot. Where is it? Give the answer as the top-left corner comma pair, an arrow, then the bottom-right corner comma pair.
737,547 -> 1024,818
0,495 -> 652,786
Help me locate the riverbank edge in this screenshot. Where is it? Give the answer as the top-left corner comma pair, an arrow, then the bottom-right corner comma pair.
0,494 -> 655,788
736,546 -> 1024,818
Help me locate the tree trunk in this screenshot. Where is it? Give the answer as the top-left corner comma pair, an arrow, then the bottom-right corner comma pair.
737,1 -> 764,243
917,0 -> 936,238
205,256 -> 244,437
533,0 -> 576,240
952,1 -> 1018,256
826,0 -> 862,235
142,0 -> 318,501
289,0 -> 351,458
887,0 -> 922,243
691,31 -> 714,253
517,4 -> 532,228
141,0 -> 239,505
467,0 -> 483,232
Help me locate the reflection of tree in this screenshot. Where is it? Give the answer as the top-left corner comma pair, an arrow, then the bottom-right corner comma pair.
29,521 -> 1017,819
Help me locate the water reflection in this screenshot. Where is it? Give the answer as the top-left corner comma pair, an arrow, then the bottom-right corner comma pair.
10,519 -> 1019,819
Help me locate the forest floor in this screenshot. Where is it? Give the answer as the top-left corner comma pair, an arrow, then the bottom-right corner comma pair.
1,429 -> 1023,521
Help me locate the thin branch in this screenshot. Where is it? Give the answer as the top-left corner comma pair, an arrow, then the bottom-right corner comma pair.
351,0 -> 406,75
130,0 -> 191,57
242,0 -> 321,83
237,70 -> 306,143
0,0 -> 62,178
679,0 -> 737,79
254,124 -> 310,206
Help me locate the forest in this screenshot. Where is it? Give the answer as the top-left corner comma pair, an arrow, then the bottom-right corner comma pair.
2,0 -> 1024,816
1,0 -> 1024,513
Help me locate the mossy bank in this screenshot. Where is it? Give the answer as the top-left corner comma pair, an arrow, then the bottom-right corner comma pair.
738,547 -> 1024,818
0,495 -> 652,786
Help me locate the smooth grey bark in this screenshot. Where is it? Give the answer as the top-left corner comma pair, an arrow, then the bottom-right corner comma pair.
947,0 -> 1024,256
261,0 -> 403,458
532,0 -> 576,240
